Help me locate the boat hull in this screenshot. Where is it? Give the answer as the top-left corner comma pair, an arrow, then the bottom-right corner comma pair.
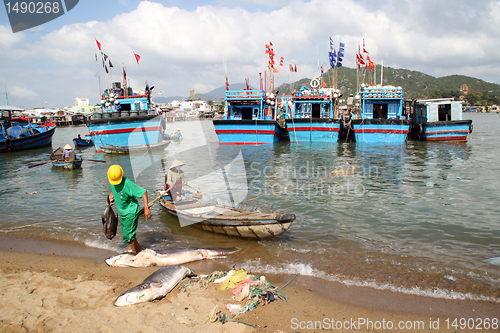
411,120 -> 472,141
100,140 -> 170,154
51,159 -> 83,170
73,138 -> 94,147
159,194 -> 295,239
351,119 -> 410,143
87,115 -> 162,153
213,119 -> 289,144
285,118 -> 340,143
0,126 -> 56,153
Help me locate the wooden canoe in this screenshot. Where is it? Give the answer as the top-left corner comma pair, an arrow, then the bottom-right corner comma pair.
50,148 -> 83,170
159,192 -> 296,239
100,140 -> 170,154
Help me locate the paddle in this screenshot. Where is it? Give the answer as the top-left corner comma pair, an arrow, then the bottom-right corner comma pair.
139,195 -> 161,215
84,159 -> 106,163
186,184 -> 212,197
28,161 -> 50,168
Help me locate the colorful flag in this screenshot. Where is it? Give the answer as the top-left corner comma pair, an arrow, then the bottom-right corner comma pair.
273,68 -> 279,73
329,37 -> 334,50
329,51 -> 336,68
225,76 -> 229,90
280,57 -> 284,66
322,81 -> 328,88
134,52 -> 140,64
95,38 -> 101,51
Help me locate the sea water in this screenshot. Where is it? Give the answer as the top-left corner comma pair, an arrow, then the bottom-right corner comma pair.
0,113 -> 499,302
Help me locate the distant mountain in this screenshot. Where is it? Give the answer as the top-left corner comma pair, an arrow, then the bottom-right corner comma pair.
154,68 -> 500,104
277,67 -> 500,99
153,83 -> 256,104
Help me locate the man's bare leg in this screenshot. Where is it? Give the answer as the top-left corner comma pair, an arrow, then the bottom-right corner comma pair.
129,238 -> 142,254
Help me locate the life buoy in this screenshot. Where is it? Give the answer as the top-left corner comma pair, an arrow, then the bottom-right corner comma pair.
469,124 -> 473,133
310,79 -> 320,88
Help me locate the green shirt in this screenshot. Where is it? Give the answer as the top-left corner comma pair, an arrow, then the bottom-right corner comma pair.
110,177 -> 146,219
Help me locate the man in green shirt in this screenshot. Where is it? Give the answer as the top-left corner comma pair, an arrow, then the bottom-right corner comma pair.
107,164 -> 151,253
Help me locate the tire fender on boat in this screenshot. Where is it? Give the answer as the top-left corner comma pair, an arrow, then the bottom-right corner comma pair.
419,123 -> 424,134
5,138 -> 11,147
310,79 -> 320,89
469,124 -> 473,133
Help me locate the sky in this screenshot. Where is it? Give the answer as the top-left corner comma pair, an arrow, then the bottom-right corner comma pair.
1,0 -> 499,109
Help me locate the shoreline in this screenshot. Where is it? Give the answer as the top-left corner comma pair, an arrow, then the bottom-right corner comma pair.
1,235 -> 499,332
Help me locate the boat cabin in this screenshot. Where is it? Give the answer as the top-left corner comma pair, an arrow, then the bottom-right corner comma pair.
224,90 -> 273,120
292,88 -> 334,118
358,86 -> 404,119
412,98 -> 463,124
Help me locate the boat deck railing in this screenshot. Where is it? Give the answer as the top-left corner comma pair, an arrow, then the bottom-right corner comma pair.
226,90 -> 265,101
359,86 -> 403,100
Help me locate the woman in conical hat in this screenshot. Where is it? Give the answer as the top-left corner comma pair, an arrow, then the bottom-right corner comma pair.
165,159 -> 187,201
62,144 -> 74,161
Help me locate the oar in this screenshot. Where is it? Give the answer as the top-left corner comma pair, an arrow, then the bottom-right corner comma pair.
84,159 -> 106,163
185,184 -> 212,197
139,195 -> 161,215
28,161 -> 50,168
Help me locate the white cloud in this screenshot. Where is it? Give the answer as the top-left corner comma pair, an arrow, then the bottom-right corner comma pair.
1,0 -> 499,108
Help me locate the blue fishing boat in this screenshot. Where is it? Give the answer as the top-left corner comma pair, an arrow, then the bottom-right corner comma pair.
73,135 -> 94,148
86,82 -> 163,153
349,85 -> 410,143
285,85 -> 340,142
0,106 -> 56,153
213,89 -> 289,144
410,98 -> 472,141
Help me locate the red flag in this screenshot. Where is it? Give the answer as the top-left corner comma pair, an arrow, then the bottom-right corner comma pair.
225,76 -> 229,90
95,38 -> 101,51
294,64 -> 297,72
134,52 -> 140,64
322,81 -> 328,88
270,42 -> 273,46
280,57 -> 284,66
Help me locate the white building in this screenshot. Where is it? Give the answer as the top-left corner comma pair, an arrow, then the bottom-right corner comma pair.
75,98 -> 89,107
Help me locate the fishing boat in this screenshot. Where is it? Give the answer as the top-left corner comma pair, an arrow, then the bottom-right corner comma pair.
348,85 -> 410,143
159,191 -> 296,239
73,135 -> 94,148
213,89 -> 289,144
99,140 -> 170,154
410,98 -> 473,141
50,147 -> 83,170
86,82 -> 163,153
285,84 -> 340,143
163,128 -> 182,141
213,43 -> 289,145
0,105 -> 56,153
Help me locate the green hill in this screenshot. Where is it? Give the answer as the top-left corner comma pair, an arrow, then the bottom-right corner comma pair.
277,66 -> 500,102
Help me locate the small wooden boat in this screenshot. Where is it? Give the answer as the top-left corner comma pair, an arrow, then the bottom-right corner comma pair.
159,192 -> 296,239
163,129 -> 182,141
73,136 -> 94,147
100,140 -> 170,154
50,147 -> 83,170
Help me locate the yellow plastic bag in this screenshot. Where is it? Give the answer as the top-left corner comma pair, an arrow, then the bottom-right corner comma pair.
220,269 -> 247,290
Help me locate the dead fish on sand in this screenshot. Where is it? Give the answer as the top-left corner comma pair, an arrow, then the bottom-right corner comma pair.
105,247 -> 239,267
101,205 -> 118,240
114,265 -> 195,306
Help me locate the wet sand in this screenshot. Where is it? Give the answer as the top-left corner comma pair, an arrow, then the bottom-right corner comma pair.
0,235 -> 499,332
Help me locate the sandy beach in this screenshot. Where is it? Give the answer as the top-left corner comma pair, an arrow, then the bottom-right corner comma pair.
0,235 -> 499,332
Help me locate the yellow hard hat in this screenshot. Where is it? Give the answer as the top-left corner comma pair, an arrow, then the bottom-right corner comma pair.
108,165 -> 123,185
